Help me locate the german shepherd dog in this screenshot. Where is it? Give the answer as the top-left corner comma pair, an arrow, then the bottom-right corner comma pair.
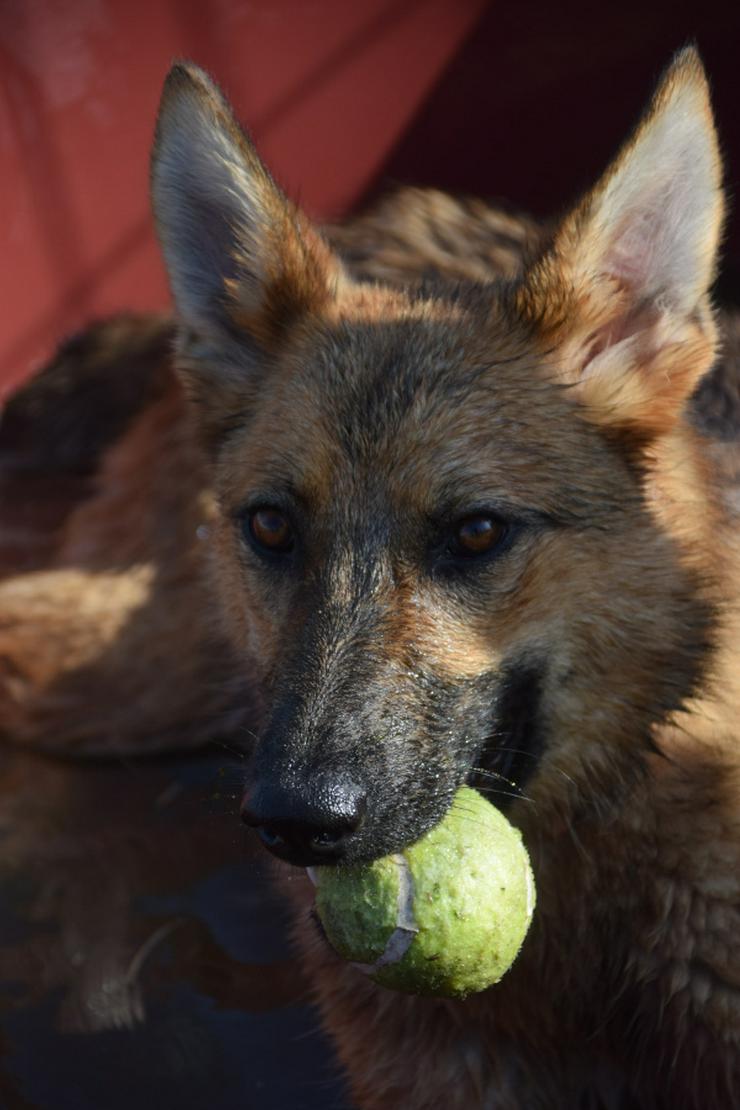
2,47 -> 739,1108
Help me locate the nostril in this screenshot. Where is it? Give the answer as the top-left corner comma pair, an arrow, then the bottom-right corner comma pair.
310,828 -> 342,849
308,813 -> 364,853
256,824 -> 287,850
239,799 -> 262,828
240,778 -> 368,863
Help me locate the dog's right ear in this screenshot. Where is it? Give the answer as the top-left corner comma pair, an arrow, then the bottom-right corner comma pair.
519,47 -> 723,439
151,63 -> 342,439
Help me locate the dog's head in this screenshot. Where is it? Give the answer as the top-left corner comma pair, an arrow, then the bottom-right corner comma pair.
151,50 -> 723,865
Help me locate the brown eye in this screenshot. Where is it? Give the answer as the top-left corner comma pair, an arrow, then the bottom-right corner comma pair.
454,514 -> 507,557
247,507 -> 294,554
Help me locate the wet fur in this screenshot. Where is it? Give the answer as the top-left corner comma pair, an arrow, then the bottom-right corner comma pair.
2,49 -> 740,1108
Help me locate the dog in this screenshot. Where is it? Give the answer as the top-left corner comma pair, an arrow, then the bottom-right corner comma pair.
1,45 -> 739,1108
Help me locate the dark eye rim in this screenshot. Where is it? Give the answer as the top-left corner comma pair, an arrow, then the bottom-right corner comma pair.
240,504 -> 297,560
434,510 -> 518,573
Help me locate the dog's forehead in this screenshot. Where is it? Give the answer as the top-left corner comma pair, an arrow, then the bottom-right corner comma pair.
224,300 -> 625,525
298,305 -> 561,455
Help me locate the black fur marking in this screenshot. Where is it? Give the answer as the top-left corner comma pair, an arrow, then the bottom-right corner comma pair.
474,662 -> 547,806
0,316 -> 175,476
317,317 -> 502,466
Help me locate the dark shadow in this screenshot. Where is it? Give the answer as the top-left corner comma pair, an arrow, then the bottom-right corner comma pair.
362,0 -> 740,264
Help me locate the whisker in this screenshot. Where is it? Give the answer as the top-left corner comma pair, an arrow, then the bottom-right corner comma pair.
479,740 -> 578,791
481,742 -> 540,761
471,765 -> 519,790
448,802 -> 498,831
239,725 -> 261,743
473,785 -> 538,808
209,737 -> 249,760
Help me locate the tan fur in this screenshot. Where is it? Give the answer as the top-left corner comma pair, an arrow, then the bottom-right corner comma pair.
2,47 -> 740,1108
0,323 -> 249,753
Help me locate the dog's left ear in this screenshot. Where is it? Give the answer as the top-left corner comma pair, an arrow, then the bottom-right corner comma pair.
151,62 -> 343,442
521,47 -> 723,436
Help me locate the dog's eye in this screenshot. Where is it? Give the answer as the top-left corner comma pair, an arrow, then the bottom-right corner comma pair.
452,514 -> 507,557
246,507 -> 295,555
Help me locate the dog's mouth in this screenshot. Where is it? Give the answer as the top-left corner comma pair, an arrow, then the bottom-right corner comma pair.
241,658 -> 547,868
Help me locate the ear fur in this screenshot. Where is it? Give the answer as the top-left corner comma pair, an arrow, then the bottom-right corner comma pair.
521,47 -> 724,436
151,62 -> 343,438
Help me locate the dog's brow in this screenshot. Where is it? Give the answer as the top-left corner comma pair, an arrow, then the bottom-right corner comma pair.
229,473 -> 310,513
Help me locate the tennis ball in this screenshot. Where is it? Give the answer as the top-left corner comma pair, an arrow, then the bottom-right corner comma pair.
311,786 -> 536,999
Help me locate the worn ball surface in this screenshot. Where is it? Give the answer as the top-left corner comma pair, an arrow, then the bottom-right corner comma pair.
312,786 -> 536,998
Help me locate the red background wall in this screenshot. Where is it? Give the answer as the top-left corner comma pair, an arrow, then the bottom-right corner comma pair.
2,0 -> 739,398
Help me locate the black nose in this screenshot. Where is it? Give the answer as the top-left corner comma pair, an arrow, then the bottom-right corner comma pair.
240,777 -> 367,866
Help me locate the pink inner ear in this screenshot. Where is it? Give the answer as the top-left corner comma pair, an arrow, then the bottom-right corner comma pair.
581,294 -> 662,378
606,209 -> 659,291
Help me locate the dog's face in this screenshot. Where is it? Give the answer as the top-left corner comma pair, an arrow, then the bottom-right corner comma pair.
151,51 -> 722,865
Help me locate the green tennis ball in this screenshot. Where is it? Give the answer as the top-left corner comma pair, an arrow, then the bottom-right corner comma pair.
312,786 -> 536,999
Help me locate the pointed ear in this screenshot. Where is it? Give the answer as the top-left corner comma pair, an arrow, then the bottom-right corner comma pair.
521,47 -> 724,437
151,62 -> 343,438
